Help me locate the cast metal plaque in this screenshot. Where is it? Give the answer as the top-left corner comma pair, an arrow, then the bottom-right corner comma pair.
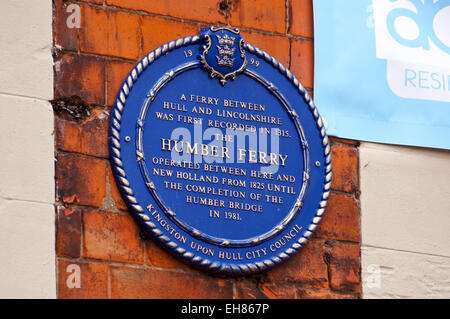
109,26 -> 331,274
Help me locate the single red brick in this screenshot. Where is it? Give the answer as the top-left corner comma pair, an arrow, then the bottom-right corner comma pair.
236,281 -> 296,299
145,241 -> 193,272
58,259 -> 108,299
108,165 -> 129,211
54,54 -> 105,105
290,38 -> 314,88
79,109 -> 110,158
106,0 -> 227,24
331,144 -> 359,193
54,0 -> 79,51
141,15 -> 199,55
290,0 -> 314,38
229,0 -> 286,34
55,116 -> 80,153
83,210 -> 144,264
56,206 -> 82,258
106,60 -> 134,106
329,242 -> 361,294
266,240 -> 328,289
110,266 -> 233,298
56,109 -> 110,158
56,153 -> 107,207
80,5 -> 140,60
297,288 -> 358,299
241,31 -> 290,67
315,192 -> 360,242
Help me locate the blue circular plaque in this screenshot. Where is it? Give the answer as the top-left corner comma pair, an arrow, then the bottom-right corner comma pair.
109,26 -> 331,274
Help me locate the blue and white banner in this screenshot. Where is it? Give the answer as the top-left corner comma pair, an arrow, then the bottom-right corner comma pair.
313,0 -> 450,149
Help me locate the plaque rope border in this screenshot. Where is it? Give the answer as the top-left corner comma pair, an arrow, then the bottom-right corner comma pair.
109,34 -> 332,274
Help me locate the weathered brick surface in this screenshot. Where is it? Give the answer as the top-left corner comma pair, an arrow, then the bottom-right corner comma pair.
236,282 -> 297,299
265,240 -> 329,289
329,242 -> 361,294
54,54 -> 105,106
83,210 -> 144,264
108,165 -> 129,211
55,118 -> 79,155
54,0 -> 78,51
56,153 -> 107,207
80,5 -> 140,60
290,38 -> 314,88
53,0 -> 361,299
297,288 -> 358,299
330,136 -> 360,146
56,108 -> 110,158
75,109 -> 110,158
56,206 -> 82,258
315,192 -> 360,242
259,285 -> 297,299
106,60 -> 134,106
106,0 -> 227,24
331,144 -> 359,193
58,259 -> 109,299
290,0 -> 314,38
145,241 -> 194,272
141,15 -> 199,55
110,267 -> 233,299
229,0 -> 286,34
240,30 -> 290,67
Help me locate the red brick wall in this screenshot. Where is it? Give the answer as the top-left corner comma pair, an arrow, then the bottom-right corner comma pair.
53,0 -> 361,299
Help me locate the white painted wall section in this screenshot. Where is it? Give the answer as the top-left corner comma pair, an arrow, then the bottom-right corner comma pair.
360,142 -> 450,298
0,0 -> 53,100
0,0 -> 55,298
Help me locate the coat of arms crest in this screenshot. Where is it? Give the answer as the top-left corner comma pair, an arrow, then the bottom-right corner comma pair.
200,26 -> 247,85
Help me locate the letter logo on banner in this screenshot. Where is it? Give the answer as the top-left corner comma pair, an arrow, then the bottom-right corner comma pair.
313,0 -> 450,149
373,0 -> 450,102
